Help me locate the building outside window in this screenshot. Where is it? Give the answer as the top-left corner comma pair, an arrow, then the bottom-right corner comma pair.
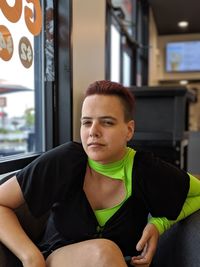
0,0 -> 44,158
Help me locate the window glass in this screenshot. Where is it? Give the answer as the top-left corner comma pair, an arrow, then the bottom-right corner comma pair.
110,24 -> 121,82
0,0 -> 44,157
123,51 -> 131,86
107,0 -> 138,84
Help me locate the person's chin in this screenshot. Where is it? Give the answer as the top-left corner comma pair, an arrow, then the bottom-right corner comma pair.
87,149 -> 106,162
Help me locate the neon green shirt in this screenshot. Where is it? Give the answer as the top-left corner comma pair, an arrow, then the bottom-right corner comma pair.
149,173 -> 200,234
88,147 -> 135,226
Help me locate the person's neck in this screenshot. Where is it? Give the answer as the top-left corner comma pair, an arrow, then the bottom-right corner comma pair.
88,147 -> 130,180
87,165 -> 113,182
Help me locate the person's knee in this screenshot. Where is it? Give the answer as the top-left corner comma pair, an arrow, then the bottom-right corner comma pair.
46,239 -> 126,267
91,239 -> 124,264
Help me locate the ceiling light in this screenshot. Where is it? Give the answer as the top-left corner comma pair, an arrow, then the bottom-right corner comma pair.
179,80 -> 188,85
178,21 -> 189,28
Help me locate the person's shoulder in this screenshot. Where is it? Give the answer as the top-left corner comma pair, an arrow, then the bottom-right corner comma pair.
133,149 -> 168,177
36,141 -> 86,162
127,146 -> 155,163
134,149 -> 187,178
134,149 -> 156,167
50,141 -> 84,154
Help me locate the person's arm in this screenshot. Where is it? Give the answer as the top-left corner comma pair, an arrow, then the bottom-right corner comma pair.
131,174 -> 200,266
148,174 -> 200,234
131,223 -> 159,266
0,176 -> 46,267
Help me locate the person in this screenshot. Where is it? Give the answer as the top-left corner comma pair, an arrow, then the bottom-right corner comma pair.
0,80 -> 200,267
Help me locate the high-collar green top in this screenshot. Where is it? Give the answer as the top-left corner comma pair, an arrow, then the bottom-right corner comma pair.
88,147 -> 136,226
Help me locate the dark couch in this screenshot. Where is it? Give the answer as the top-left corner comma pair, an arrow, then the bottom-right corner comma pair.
153,209 -> 200,267
0,175 -> 200,267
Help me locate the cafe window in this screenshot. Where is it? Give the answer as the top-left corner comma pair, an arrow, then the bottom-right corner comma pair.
110,23 -> 121,83
0,0 -> 72,174
107,0 -> 138,85
0,1 -> 44,159
106,0 -> 149,86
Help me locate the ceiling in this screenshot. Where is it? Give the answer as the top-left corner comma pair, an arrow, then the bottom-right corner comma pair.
148,0 -> 200,35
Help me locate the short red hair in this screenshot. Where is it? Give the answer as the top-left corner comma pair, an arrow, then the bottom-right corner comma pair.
84,80 -> 135,121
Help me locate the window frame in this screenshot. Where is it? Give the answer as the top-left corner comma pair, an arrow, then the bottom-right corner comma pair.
106,0 -> 139,84
0,0 -> 72,174
135,0 -> 149,85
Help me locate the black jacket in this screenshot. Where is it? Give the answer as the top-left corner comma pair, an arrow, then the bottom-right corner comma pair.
16,141 -> 189,257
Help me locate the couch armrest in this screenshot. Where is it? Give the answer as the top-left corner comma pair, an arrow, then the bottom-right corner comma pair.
0,243 -> 7,267
0,243 -> 22,267
0,204 -> 49,267
153,209 -> 200,267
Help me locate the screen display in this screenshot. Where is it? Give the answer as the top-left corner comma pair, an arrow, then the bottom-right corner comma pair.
166,41 -> 200,72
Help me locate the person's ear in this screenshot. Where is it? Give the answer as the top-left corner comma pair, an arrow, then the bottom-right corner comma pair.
126,120 -> 135,141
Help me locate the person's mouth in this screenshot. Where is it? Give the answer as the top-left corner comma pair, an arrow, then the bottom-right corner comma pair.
87,142 -> 105,148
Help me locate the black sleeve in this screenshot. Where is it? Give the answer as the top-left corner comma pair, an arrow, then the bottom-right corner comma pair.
16,142 -> 87,217
134,151 -> 190,220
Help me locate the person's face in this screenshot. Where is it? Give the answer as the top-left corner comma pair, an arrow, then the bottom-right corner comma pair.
80,94 -> 134,164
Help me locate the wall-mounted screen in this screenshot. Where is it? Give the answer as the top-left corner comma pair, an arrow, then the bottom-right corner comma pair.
166,41 -> 200,72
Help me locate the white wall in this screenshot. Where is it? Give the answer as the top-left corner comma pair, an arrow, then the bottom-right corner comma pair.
72,0 -> 106,141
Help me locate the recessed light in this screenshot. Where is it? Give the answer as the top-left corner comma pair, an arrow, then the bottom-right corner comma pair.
178,21 -> 189,28
179,80 -> 188,85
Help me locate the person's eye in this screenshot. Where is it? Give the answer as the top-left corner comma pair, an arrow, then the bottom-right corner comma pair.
81,120 -> 92,126
102,120 -> 114,126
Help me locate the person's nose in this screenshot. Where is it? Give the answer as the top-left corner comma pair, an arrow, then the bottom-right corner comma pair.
89,121 -> 101,137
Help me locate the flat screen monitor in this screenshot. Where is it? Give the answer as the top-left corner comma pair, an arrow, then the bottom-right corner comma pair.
166,41 -> 200,72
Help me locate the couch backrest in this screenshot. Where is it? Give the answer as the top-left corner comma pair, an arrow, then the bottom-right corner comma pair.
153,209 -> 200,267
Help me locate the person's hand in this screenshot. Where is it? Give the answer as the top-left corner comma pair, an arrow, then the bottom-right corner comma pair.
131,223 -> 159,266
